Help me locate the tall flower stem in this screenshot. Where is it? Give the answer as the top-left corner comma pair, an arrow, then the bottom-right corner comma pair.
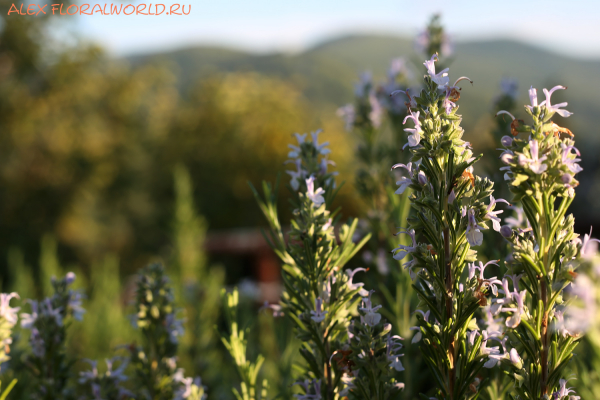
495,84 -> 585,400
391,55 -> 505,399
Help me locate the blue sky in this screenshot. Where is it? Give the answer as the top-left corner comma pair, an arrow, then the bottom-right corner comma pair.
71,0 -> 600,58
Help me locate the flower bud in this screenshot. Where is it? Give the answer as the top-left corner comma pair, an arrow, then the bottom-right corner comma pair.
65,272 -> 76,285
500,225 -> 513,239
509,348 -> 523,370
500,152 -> 513,165
448,189 -> 456,204
501,136 -> 513,147
418,171 -> 427,185
561,173 -> 573,185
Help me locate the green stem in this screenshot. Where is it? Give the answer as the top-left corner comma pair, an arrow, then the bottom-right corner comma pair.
538,193 -> 550,398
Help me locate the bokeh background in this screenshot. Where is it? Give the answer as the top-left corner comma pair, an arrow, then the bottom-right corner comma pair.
2,0 -> 600,397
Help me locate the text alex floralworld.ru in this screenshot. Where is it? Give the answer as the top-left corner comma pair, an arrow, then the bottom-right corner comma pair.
7,3 -> 191,16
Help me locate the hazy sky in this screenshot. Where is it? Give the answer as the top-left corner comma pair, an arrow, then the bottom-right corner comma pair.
72,0 -> 600,58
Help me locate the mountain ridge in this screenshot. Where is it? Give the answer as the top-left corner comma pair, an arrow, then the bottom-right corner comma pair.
124,33 -> 600,224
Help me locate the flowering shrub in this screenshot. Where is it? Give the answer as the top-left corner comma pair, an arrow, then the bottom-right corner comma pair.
390,52 -> 510,400
21,272 -> 85,399
335,16 -> 455,398
0,15 -> 596,400
251,130 -> 405,399
129,263 -> 204,400
221,288 -> 267,400
491,85 -> 584,399
78,357 -> 131,400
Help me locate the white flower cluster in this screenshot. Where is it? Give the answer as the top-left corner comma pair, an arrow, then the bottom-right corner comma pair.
0,292 -> 19,363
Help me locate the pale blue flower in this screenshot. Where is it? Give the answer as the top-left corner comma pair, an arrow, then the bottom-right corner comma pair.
526,86 -> 538,112
311,130 -> 331,155
392,228 -> 417,261
20,300 -> 38,329
410,310 -> 430,343
392,162 -> 414,194
541,85 -> 573,118
286,159 -> 305,191
466,208 -> 484,246
402,110 -> 422,147
518,140 -> 547,174
386,335 -> 404,371
359,291 -> 382,327
468,260 -> 499,281
339,373 -> 356,397
336,104 -> 355,132
310,298 -> 327,323
553,379 -> 578,400
560,143 -> 582,174
423,54 -> 449,87
345,268 -> 368,297
42,298 -> 63,327
503,289 -> 527,328
481,330 -> 503,368
442,86 -> 457,114
68,291 -> 86,321
467,330 -> 479,346
485,195 -> 510,231
577,228 -> 600,259
305,176 -> 325,207
0,292 -> 19,326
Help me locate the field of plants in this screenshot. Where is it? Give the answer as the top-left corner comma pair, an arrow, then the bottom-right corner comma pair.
0,7 -> 598,400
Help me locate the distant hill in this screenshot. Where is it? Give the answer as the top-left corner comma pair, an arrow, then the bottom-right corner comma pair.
127,34 -> 600,221
128,34 -> 600,141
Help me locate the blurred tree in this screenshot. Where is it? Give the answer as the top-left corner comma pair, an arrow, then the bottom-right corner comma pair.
0,3 -> 359,281
164,72 -> 357,231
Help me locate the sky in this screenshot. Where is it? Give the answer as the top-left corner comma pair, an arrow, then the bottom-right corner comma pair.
71,0 -> 600,59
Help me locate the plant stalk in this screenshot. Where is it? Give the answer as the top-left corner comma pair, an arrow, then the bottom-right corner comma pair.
444,225 -> 455,399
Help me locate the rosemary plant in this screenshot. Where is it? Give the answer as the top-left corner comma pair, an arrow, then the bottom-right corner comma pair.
391,54 -> 508,399
336,15 -> 457,399
0,292 -> 19,398
78,357 -> 132,399
129,263 -> 205,400
221,288 -> 267,400
493,85 -> 584,399
21,272 -> 85,399
252,130 -> 406,399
